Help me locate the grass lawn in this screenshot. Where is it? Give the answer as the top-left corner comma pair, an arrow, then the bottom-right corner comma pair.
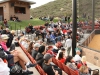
0,18 -> 59,30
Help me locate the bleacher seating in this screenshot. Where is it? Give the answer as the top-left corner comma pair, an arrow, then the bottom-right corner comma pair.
19,42 -> 47,75
19,42 -> 79,75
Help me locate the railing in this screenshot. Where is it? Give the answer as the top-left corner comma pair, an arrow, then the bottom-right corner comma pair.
19,42 -> 47,75
81,29 -> 95,47
52,57 -> 79,75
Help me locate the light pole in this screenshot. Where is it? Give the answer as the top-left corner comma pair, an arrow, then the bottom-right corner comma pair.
72,0 -> 77,56
92,0 -> 95,31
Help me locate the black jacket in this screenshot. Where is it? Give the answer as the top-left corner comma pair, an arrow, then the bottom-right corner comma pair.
32,50 -> 38,59
0,45 -> 13,59
6,33 -> 14,47
36,53 -> 44,67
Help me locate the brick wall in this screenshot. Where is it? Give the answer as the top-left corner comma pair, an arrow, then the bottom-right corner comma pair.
0,2 -> 10,20
0,1 -> 31,20
9,2 -> 30,20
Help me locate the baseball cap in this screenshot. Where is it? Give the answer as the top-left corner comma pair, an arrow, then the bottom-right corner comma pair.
43,53 -> 53,61
34,43 -> 41,48
1,34 -> 9,40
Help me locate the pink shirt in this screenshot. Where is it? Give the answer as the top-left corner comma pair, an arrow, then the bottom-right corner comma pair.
0,42 -> 8,51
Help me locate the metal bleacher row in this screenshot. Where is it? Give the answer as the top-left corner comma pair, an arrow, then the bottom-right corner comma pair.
82,23 -> 100,30
18,42 -> 79,75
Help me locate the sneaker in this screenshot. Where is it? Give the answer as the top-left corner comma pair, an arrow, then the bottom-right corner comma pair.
22,70 -> 33,74
26,63 -> 37,68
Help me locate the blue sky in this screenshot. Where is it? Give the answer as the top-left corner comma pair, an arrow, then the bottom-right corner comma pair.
29,0 -> 55,8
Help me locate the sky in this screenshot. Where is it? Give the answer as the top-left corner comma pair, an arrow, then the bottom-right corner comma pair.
29,0 -> 55,8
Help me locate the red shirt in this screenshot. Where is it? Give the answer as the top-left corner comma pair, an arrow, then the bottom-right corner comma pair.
58,58 -> 66,63
47,50 -> 56,57
62,29 -> 67,34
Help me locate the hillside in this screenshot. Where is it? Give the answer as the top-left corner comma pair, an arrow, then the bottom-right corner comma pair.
31,0 -> 72,18
31,0 -> 100,19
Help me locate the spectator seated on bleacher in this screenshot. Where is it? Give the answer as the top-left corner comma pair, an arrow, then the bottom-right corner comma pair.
58,52 -> 66,64
46,46 -> 56,56
53,43 -> 61,54
56,47 -> 66,60
65,56 -> 78,70
46,32 -> 51,44
36,45 -> 46,67
20,37 -> 30,49
17,31 -> 24,41
0,34 -> 37,74
6,30 -> 15,48
27,42 -> 34,55
64,56 -> 79,74
79,65 -> 90,75
32,43 -> 41,59
73,50 -> 81,62
42,53 -> 60,75
35,28 -> 41,39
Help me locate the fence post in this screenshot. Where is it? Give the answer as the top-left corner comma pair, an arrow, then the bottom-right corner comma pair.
11,26 -> 12,30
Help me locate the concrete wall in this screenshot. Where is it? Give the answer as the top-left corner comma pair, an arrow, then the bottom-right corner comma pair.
79,30 -> 100,67
79,47 -> 100,67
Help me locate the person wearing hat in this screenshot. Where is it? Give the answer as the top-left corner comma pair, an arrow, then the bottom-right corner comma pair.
32,43 -> 41,59
42,53 -> 59,75
46,46 -> 55,56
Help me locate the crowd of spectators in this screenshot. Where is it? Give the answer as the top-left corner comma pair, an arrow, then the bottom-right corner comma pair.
0,28 -> 37,75
0,19 -> 99,75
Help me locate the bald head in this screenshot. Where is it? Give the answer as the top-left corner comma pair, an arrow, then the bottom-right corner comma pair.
76,50 -> 81,55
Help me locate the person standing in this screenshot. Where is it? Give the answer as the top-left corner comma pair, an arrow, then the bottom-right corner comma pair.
65,36 -> 72,56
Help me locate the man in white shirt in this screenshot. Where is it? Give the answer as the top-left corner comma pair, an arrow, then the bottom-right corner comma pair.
65,37 -> 72,56
73,50 -> 81,62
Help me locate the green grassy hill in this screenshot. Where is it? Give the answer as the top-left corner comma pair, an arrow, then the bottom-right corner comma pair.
31,0 -> 72,18
31,0 -> 100,19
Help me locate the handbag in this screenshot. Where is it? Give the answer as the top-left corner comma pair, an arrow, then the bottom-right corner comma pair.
10,63 -> 22,74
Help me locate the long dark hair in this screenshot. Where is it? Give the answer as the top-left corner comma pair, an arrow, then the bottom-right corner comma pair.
27,42 -> 34,54
64,56 -> 73,65
58,52 -> 64,60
